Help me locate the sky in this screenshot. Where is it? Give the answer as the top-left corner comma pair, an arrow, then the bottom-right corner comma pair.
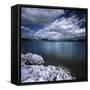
21,7 -> 86,40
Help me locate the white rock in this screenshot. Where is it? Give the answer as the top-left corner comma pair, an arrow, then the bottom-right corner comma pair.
21,53 -> 75,83
21,53 -> 44,65
21,65 -> 75,83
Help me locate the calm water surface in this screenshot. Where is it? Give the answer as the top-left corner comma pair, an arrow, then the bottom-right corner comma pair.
21,40 -> 87,80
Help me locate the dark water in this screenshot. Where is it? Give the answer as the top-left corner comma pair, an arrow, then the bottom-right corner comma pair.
21,40 -> 87,80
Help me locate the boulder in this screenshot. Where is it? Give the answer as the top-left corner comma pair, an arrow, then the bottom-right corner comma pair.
21,53 -> 44,65
21,65 -> 75,82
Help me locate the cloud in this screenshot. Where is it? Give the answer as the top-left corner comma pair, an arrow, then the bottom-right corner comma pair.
34,15 -> 85,40
21,26 -> 35,38
21,8 -> 86,40
21,7 -> 65,26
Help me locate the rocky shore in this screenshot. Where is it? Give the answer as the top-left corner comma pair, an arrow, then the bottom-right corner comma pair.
21,53 -> 75,83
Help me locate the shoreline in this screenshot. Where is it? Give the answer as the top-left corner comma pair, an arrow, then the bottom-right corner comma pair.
21,53 -> 75,83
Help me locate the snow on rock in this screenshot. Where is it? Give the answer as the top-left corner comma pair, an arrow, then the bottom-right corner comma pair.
21,65 -> 75,83
21,53 -> 75,83
21,53 -> 44,65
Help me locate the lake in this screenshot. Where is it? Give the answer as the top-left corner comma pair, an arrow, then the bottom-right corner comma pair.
21,40 -> 87,80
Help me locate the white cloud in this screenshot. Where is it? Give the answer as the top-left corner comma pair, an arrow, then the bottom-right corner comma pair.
21,8 -> 86,40
21,26 -> 35,38
34,15 -> 85,40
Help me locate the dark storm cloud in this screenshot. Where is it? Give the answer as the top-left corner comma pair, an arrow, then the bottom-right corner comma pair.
21,7 -> 65,26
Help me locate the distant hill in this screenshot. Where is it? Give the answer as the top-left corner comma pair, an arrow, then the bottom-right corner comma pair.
21,38 -> 86,42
